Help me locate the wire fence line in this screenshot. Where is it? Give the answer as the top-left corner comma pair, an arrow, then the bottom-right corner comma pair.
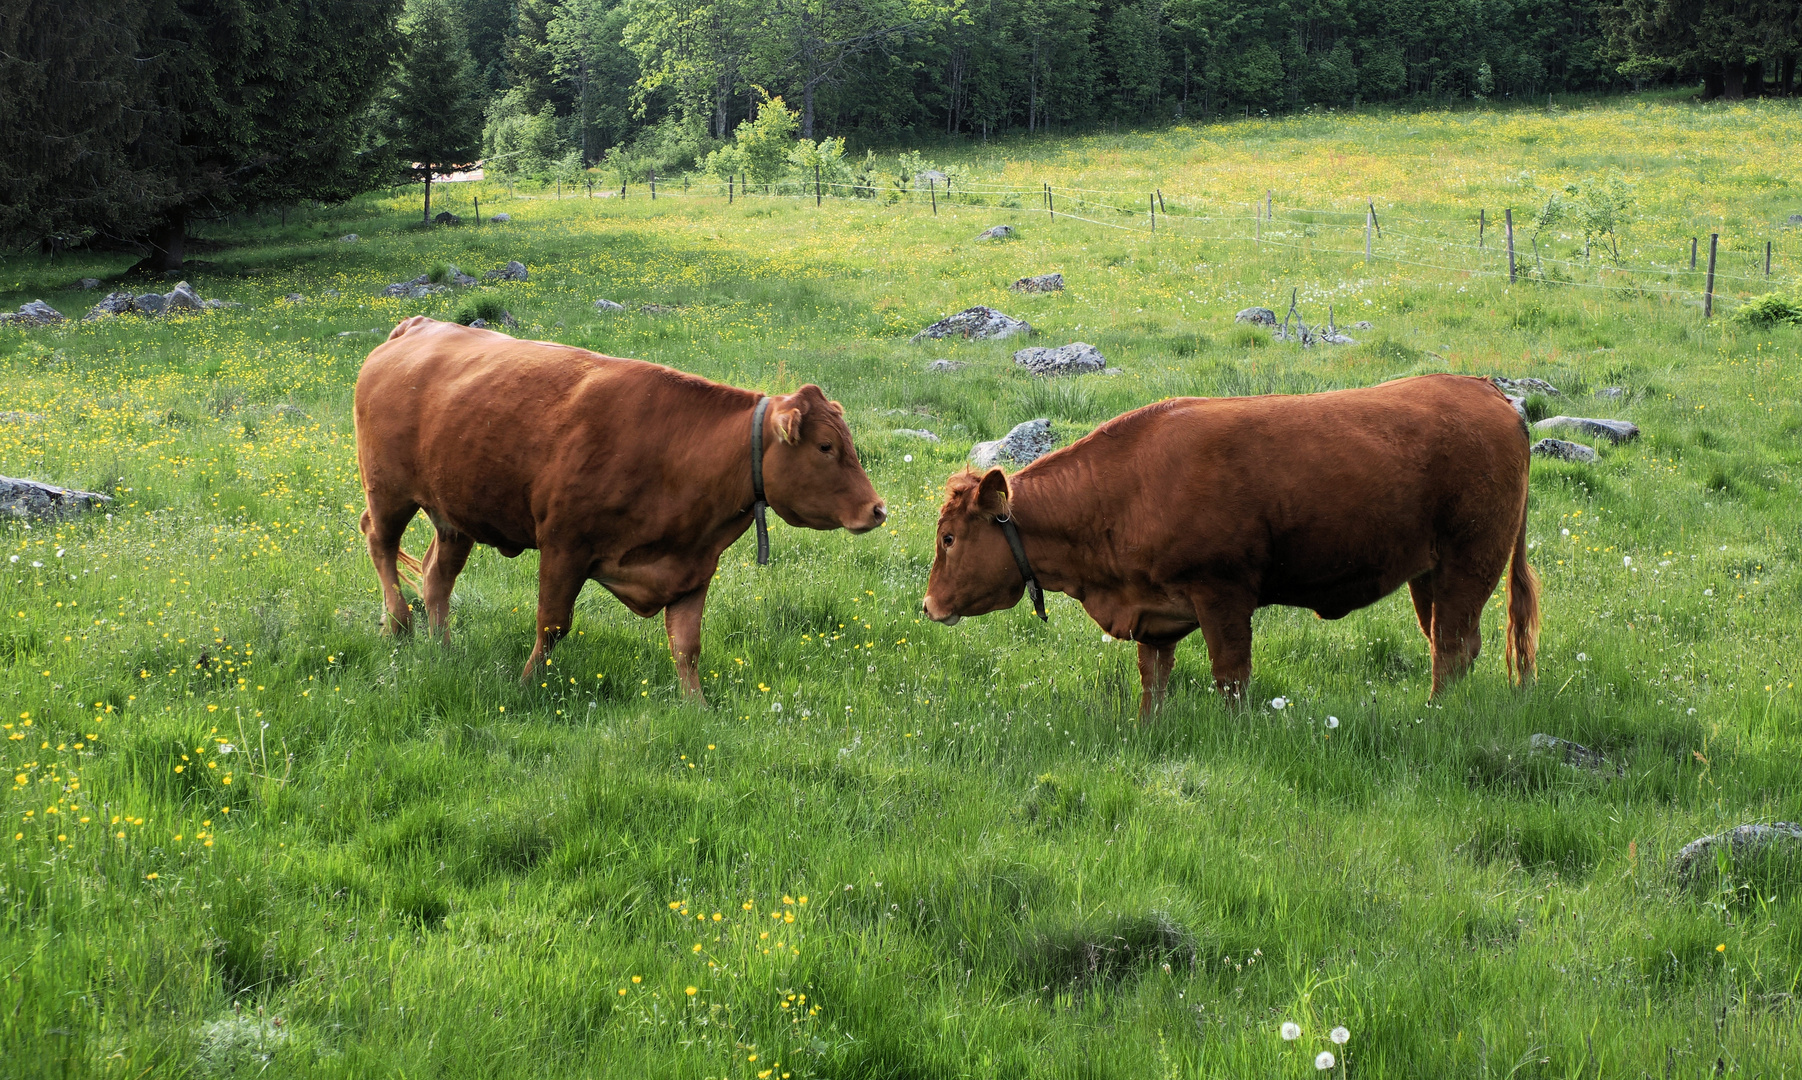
449,173 -> 1795,312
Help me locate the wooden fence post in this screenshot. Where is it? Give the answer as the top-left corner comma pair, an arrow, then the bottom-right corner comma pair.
1149,193 -> 1155,233
728,175 -> 733,203
1766,240 -> 1772,276
474,195 -> 480,224
1505,208 -> 1516,284
1156,189 -> 1165,214
1704,233 -> 1718,317
650,169 -> 656,200
1047,184 -> 1054,219
815,164 -> 822,207
1690,237 -> 1697,270
1479,208 -> 1485,248
1266,189 -> 1272,220
929,179 -> 937,214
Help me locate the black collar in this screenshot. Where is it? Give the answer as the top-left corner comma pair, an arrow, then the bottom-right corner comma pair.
750,397 -> 772,565
996,513 -> 1048,621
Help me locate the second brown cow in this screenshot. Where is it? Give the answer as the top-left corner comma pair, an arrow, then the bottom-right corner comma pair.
355,317 -> 887,699
923,374 -> 1538,716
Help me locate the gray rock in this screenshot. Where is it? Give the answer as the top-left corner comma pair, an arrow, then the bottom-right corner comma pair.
490,213 -> 511,223
381,282 -> 411,297
1352,320 -> 1373,330
1674,822 -> 1802,880
340,233 -> 359,242
16,300 -> 64,325
1010,273 -> 1063,293
927,359 -> 968,372
274,404 -> 309,421
443,264 -> 477,287
1013,341 -> 1105,376
892,428 -> 940,442
283,293 -> 304,304
971,419 -> 1055,470
202,298 -> 240,309
323,290 -> 340,299
468,318 -> 488,329
406,285 -> 434,300
917,170 -> 948,185
975,225 -> 1016,241
1235,307 -> 1278,327
0,411 -> 46,424
0,476 -> 112,521
497,310 -> 518,328
486,260 -> 528,282
1531,438 -> 1597,464
1529,733 -> 1617,774
433,211 -> 462,226
1492,376 -> 1562,398
134,292 -> 167,316
912,306 -> 1031,343
1504,394 -> 1527,418
1103,367 -> 1124,375
164,281 -> 203,311
83,292 -> 137,320
79,278 -> 101,290
1534,416 -> 1640,444
1595,386 -> 1625,400
1790,214 -> 1802,226
640,303 -> 675,315
593,298 -> 626,312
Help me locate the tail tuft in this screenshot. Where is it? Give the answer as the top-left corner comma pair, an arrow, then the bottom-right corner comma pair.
1505,506 -> 1540,685
395,544 -> 425,595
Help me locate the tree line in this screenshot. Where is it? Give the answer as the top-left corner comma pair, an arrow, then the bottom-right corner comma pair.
2,0 -> 1797,266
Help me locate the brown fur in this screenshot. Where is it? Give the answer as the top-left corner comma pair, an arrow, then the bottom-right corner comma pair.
924,374 -> 1539,717
354,317 -> 886,697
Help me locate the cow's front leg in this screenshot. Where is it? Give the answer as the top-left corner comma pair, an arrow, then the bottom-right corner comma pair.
1136,640 -> 1177,721
664,583 -> 712,704
521,547 -> 589,684
1194,594 -> 1255,703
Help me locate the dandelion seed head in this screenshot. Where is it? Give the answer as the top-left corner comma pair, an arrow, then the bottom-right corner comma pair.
1330,1026 -> 1349,1045
1316,1051 -> 1336,1070
1281,1022 -> 1301,1040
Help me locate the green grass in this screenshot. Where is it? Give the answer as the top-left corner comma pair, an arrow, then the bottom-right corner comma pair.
4,98 -> 1802,1077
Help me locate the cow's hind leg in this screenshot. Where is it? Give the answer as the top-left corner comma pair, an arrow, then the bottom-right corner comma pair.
361,502 -> 418,635
1135,640 -> 1178,721
1424,567 -> 1497,696
521,547 -> 589,684
422,529 -> 474,643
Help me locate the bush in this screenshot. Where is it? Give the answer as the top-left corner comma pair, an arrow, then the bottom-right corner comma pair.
454,295 -> 510,325
1731,291 -> 1802,327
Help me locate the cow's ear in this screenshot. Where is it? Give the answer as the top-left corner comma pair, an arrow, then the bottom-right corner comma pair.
977,468 -> 1010,517
772,402 -> 804,444
828,399 -> 844,416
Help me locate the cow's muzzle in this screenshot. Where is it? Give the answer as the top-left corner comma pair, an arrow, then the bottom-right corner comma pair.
846,501 -> 888,534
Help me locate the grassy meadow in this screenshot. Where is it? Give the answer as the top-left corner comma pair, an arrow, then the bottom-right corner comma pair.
4,97 -> 1802,1077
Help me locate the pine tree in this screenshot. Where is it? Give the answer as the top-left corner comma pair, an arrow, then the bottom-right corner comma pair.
391,0 -> 487,223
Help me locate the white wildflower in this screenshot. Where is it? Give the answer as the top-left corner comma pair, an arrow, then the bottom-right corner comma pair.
1325,716 -> 1339,729
1330,1026 -> 1349,1044
1281,1022 -> 1301,1040
1270,697 -> 1287,710
1316,1051 -> 1336,1070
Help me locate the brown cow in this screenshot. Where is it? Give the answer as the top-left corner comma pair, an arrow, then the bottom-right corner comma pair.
354,317 -> 887,698
923,374 -> 1538,717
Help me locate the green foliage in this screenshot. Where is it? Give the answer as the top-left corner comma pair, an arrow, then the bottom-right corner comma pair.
391,0 -> 485,222
484,90 -> 563,181
1733,290 -> 1802,327
699,95 -> 799,185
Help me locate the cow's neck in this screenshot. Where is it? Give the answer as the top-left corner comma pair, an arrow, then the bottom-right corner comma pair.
1006,459 -> 1120,599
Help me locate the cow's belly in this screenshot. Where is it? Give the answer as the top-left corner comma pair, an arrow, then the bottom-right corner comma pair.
1260,547 -> 1432,619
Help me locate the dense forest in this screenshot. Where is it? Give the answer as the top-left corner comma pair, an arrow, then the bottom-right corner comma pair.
1,0 -> 1798,260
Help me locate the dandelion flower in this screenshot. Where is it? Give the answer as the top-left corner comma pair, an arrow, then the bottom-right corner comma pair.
631,975 -> 642,983
1270,697 -> 1287,710
1330,1027 -> 1349,1045
1325,716 -> 1339,729
1716,943 -> 1726,953
1576,653 -> 1587,662
685,986 -> 697,996
1315,1051 -> 1335,1070
1281,1022 -> 1301,1040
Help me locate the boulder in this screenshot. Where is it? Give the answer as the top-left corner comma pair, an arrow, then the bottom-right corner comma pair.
640,303 -> 675,315
443,264 -> 477,287
1235,307 -> 1278,327
340,234 -> 359,242
892,428 -> 940,442
912,306 -> 1031,343
1352,320 -> 1373,330
0,411 -> 46,424
1491,376 -> 1562,398
486,260 -> 528,282
163,281 -> 203,311
15,300 -> 64,325
79,278 -> 101,290
1010,273 -> 1063,293
283,293 -> 304,304
83,292 -> 138,320
468,318 -> 488,329
132,292 -> 166,316
971,419 -> 1055,470
1790,214 -> 1802,226
203,298 -> 240,309
1534,416 -> 1639,444
1531,438 -> 1597,464
433,211 -> 462,226
927,359 -> 968,372
593,298 -> 626,312
975,224 -> 1015,241
917,170 -> 948,185
1503,395 -> 1527,418
1,476 -> 112,521
1014,341 -> 1105,376
1595,386 -> 1625,400
490,213 -> 511,223
1529,733 -> 1617,774
1674,823 -> 1802,881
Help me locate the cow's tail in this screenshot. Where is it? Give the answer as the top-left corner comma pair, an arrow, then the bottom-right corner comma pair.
358,508 -> 425,595
1504,498 -> 1540,685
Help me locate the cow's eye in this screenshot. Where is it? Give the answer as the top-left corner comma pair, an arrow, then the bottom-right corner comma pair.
942,534 -> 954,548
818,442 -> 832,454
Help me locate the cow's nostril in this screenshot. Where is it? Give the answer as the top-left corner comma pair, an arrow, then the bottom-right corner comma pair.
872,503 -> 888,521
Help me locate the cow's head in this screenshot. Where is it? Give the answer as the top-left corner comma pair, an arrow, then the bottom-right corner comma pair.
761,384 -> 886,533
923,468 -> 1024,625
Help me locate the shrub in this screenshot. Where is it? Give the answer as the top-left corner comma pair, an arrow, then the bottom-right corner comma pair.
1731,291 -> 1802,327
